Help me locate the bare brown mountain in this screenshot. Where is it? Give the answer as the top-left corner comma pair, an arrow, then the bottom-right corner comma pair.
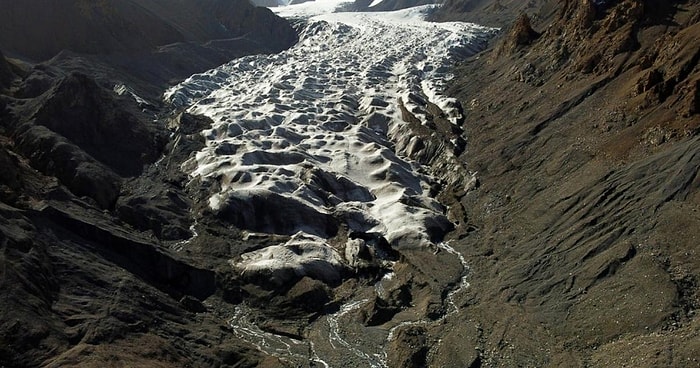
422,0 -> 700,366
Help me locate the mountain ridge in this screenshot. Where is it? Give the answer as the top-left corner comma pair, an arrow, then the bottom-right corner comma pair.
0,0 -> 297,61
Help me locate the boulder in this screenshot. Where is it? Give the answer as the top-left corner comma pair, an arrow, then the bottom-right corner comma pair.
344,231 -> 399,270
284,277 -> 331,312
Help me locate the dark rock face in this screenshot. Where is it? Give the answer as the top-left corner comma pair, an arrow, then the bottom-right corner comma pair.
8,72 -> 167,209
0,50 -> 12,89
113,111 -> 209,240
0,147 -> 22,203
0,1 -> 299,366
0,1 -> 178,60
0,0 -> 297,105
30,73 -> 164,177
0,206 -> 60,367
13,123 -> 123,209
0,202 -> 245,368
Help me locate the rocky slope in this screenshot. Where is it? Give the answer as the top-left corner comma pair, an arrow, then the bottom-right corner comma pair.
0,2 -> 299,367
0,0 -> 297,101
423,0 -> 700,366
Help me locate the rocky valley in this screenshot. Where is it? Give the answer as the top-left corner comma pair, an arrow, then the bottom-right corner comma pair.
1,0 -> 699,367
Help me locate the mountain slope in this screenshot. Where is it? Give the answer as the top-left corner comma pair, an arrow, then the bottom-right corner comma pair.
427,0 -> 700,366
0,0 -> 296,61
0,1 -> 300,367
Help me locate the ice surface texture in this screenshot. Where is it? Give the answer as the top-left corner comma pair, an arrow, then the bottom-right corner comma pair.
166,2 -> 494,282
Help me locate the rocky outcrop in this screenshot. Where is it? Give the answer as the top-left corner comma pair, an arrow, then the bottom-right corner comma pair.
8,72 -> 167,209
214,189 -> 340,238
114,112 -> 210,240
28,73 -> 164,177
37,203 -> 217,300
0,145 -> 22,204
0,50 -> 26,93
13,124 -> 123,209
387,326 -> 430,367
492,13 -> 540,57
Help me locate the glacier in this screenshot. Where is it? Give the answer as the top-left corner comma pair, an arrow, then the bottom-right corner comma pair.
165,0 -> 494,286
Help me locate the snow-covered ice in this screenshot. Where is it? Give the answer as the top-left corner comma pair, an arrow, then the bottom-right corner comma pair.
233,232 -> 346,286
165,0 -> 495,279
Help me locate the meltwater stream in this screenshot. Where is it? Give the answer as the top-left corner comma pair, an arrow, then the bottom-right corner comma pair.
166,0 -> 494,366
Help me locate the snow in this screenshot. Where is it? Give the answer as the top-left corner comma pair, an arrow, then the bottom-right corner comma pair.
165,0 -> 495,279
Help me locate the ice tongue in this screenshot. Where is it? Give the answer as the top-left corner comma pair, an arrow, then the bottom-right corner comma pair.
165,4 -> 494,284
